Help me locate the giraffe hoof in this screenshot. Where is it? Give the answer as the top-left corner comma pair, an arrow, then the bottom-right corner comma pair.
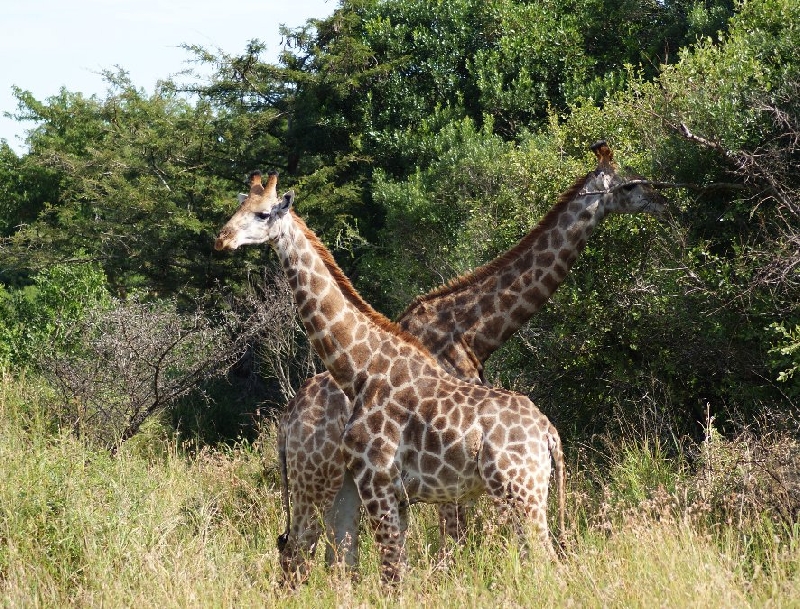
276,532 -> 289,552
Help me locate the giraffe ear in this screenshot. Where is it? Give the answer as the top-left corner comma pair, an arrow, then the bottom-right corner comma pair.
281,190 -> 295,211
237,193 -> 248,204
270,190 -> 294,220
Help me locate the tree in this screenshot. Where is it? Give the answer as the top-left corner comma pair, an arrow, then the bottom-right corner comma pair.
3,70 -> 279,300
44,296 -> 251,452
0,260 -> 110,369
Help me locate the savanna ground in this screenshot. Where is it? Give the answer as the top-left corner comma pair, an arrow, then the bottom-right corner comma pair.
2,370 -> 798,608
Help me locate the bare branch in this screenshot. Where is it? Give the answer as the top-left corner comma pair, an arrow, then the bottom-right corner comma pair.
42,296 -> 254,453
677,122 -> 735,160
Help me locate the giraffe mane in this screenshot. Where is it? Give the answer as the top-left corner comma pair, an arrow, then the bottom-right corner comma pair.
291,210 -> 438,361
397,169 -> 596,319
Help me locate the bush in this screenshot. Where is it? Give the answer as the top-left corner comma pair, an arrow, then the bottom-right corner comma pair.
0,260 -> 110,369
42,296 -> 249,451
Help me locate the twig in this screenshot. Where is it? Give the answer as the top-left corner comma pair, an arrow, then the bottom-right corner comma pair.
677,123 -> 735,160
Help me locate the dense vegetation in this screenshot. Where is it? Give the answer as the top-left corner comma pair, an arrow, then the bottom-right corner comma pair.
1,0 -> 798,602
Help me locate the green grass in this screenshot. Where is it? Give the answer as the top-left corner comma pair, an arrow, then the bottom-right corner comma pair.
1,369 -> 798,607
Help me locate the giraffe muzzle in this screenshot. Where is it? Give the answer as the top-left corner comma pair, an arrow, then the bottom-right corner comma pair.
214,230 -> 234,251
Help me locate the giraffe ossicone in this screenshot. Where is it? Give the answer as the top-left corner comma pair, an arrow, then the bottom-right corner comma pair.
215,172 -> 570,584
272,141 -> 668,579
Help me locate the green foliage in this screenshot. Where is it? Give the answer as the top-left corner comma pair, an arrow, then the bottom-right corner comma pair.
769,323 -> 800,390
4,71 -> 266,299
363,118 -> 514,310
575,0 -> 736,99
0,142 -> 58,250
606,439 -> 685,505
362,114 -> 605,311
0,144 -> 28,236
470,0 -> 591,135
658,3 -> 796,149
0,260 -> 110,368
279,0 -> 734,151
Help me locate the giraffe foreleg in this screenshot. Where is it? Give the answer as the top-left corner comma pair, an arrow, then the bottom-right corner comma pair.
355,470 -> 408,584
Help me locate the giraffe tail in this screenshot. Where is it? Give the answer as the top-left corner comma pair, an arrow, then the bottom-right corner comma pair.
547,423 -> 566,551
276,418 -> 291,553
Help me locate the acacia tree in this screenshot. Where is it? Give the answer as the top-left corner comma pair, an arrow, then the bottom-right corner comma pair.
4,70 -> 278,300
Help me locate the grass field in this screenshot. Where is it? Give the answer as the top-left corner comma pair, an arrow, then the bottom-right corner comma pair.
1,370 -> 798,607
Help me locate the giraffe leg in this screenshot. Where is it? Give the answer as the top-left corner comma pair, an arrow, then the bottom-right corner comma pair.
357,476 -> 407,583
324,469 -> 362,572
434,502 -> 468,569
480,449 -> 556,561
505,500 -> 557,561
278,504 -> 324,586
438,502 -> 468,545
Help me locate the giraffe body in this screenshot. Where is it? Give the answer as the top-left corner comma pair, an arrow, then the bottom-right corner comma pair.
215,172 -> 570,583
274,142 -> 667,578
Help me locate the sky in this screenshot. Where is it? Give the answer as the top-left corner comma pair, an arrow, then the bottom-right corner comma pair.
0,0 -> 337,154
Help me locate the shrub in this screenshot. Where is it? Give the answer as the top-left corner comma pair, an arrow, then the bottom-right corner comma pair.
0,260 -> 110,369
42,296 -> 249,451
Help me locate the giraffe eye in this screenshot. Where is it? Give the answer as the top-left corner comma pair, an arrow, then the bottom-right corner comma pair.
255,211 -> 270,221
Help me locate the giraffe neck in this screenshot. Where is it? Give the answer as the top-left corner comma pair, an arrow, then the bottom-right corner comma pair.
398,187 -> 608,372
274,211 -> 426,398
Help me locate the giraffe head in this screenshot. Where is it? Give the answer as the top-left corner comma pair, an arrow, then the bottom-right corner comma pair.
581,140 -> 668,217
214,170 -> 295,251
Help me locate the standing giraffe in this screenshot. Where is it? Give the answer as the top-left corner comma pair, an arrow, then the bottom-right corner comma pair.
275,142 -> 667,578
215,172 -> 568,583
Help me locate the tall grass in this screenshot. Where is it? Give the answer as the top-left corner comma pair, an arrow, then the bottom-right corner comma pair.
1,369 -> 798,607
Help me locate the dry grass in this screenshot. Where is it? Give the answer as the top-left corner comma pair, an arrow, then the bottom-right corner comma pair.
1,370 -> 799,607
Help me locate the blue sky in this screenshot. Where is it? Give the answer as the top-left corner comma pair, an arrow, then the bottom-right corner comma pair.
0,0 -> 336,154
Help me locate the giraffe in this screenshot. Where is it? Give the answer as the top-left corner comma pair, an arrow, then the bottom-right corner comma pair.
274,141 -> 667,578
215,171 -> 569,584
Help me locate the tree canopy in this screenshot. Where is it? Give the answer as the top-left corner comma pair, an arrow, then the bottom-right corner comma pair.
1,0 -> 797,447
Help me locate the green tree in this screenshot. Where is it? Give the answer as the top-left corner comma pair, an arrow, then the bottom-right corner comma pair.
3,70 -> 278,299
180,0 -> 735,296
511,0 -> 800,438
0,260 -> 110,368
578,0 -> 735,98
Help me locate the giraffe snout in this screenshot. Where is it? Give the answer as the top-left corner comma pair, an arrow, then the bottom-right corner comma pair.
214,230 -> 233,251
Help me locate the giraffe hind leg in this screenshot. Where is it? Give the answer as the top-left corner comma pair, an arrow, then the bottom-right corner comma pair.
279,504 -> 325,587
434,502 -> 469,570
438,502 -> 468,546
324,469 -> 363,572
481,454 -> 556,562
